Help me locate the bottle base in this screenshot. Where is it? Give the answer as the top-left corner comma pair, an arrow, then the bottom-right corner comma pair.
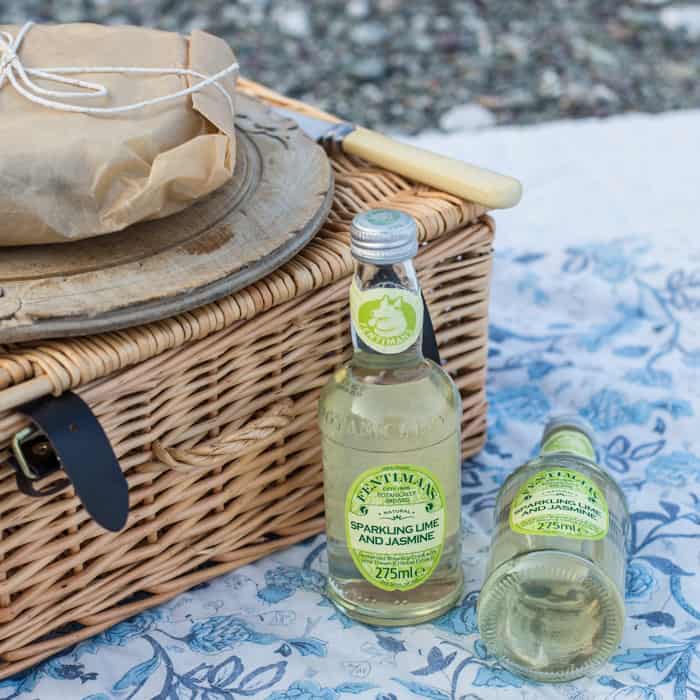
326,571 -> 464,627
477,549 -> 625,683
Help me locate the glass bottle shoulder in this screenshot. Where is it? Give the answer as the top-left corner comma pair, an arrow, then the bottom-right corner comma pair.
318,356 -> 461,445
320,356 -> 459,408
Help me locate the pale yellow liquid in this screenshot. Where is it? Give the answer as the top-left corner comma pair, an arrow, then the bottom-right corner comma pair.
319,351 -> 464,625
477,454 -> 628,682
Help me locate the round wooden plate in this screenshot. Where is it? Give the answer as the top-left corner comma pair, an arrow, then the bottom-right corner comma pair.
0,94 -> 334,343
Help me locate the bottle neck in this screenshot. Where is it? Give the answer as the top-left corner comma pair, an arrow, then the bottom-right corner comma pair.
539,427 -> 596,461
349,258 -> 424,363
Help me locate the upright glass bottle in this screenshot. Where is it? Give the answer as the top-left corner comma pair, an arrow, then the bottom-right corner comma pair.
319,209 -> 464,626
478,416 -> 630,682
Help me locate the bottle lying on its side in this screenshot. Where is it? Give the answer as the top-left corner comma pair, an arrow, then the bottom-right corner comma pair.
478,415 -> 630,682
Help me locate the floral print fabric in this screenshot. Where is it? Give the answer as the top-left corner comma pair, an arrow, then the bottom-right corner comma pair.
3,240 -> 700,699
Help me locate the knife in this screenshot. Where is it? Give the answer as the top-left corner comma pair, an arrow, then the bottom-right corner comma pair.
271,106 -> 522,209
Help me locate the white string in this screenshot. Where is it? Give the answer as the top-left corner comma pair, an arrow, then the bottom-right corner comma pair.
0,21 -> 239,117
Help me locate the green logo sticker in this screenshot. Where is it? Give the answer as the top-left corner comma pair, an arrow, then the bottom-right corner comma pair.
541,430 -> 595,460
350,280 -> 422,354
510,468 -> 609,540
345,464 -> 445,591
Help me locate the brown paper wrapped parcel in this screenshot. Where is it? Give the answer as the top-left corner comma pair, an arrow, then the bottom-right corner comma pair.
0,23 -> 237,245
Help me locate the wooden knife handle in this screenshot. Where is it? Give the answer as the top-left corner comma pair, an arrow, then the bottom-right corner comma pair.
343,126 -> 522,209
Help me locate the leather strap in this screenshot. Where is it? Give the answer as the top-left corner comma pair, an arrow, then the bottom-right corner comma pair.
421,292 -> 441,365
11,392 -> 129,532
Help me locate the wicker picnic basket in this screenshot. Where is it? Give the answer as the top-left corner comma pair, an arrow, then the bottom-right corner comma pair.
0,79 -> 494,678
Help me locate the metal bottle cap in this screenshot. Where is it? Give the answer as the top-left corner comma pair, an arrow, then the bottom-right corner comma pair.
350,209 -> 419,265
541,413 -> 596,447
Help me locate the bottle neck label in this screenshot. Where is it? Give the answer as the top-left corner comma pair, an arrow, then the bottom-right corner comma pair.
540,428 -> 595,461
349,278 -> 423,354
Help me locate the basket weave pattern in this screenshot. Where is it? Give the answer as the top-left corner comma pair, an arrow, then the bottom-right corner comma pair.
0,81 -> 493,677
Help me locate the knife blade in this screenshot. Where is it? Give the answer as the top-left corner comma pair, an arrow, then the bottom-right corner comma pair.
272,105 -> 522,209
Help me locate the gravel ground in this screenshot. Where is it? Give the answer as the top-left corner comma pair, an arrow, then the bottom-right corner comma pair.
2,0 -> 700,133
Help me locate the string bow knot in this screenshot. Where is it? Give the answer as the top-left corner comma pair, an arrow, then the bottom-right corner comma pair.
0,47 -> 15,72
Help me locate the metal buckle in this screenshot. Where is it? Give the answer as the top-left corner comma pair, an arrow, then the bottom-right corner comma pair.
12,426 -> 59,480
10,393 -> 126,525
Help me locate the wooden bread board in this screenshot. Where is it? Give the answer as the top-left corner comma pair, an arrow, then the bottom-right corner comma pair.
0,94 -> 334,343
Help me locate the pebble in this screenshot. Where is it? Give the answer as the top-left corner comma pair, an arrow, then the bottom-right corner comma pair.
271,3 -> 310,38
359,83 -> 384,103
377,0 -> 401,11
500,34 -> 530,63
571,38 -> 618,68
591,83 -> 620,106
434,15 -> 452,32
350,57 -> 387,81
618,7 -> 661,27
414,35 -> 433,52
182,15 -> 211,33
104,14 -> 131,26
479,90 -> 534,110
538,68 -> 563,99
471,17 -> 494,58
631,0 -> 671,6
346,0 -> 370,19
439,104 -> 496,131
1,0 -> 699,133
660,5 -> 700,40
561,82 -> 591,107
221,5 -> 245,24
349,21 -> 388,46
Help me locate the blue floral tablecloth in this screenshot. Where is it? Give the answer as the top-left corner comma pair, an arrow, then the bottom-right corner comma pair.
3,112 -> 699,700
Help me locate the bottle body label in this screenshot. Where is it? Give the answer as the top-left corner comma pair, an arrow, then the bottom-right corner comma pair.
509,468 -> 609,540
350,280 -> 423,354
345,464 -> 445,591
